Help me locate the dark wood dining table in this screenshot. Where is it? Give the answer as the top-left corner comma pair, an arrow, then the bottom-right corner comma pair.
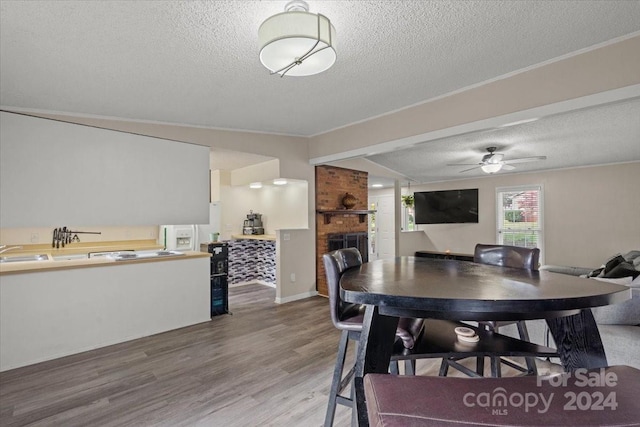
339,256 -> 632,425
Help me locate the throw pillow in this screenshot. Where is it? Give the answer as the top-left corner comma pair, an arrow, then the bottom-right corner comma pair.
623,250 -> 640,265
603,261 -> 640,279
604,254 -> 626,273
586,253 -> 640,279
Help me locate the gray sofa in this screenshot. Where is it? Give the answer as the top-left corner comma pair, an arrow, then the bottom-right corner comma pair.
503,252 -> 640,370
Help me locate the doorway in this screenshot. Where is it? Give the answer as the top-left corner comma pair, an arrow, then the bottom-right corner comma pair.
368,194 -> 395,260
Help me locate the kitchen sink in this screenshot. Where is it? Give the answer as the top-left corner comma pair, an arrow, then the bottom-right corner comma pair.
52,254 -> 90,261
0,254 -> 49,263
109,250 -> 185,261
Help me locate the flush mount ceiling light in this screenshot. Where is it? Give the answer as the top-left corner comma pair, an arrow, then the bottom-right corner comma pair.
371,184 -> 383,188
273,178 -> 288,185
258,0 -> 336,77
249,182 -> 263,189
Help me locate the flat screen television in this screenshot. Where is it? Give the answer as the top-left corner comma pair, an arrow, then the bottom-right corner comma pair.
414,189 -> 479,224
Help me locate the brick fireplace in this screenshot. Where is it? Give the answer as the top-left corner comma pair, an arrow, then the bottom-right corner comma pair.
316,165 -> 369,296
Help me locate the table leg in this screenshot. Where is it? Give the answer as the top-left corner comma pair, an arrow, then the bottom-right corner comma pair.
546,308 -> 608,371
353,305 -> 399,426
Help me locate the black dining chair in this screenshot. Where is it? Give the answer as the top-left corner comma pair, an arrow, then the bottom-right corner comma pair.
323,248 -> 425,427
442,244 -> 545,377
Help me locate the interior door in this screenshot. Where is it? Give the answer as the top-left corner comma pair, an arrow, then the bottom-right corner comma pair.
369,195 -> 395,260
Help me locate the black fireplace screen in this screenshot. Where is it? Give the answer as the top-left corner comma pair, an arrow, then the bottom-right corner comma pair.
327,232 -> 368,262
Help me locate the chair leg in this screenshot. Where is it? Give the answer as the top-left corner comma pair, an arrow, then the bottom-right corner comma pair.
350,375 -> 357,427
439,359 -> 450,376
404,359 -> 416,376
476,356 -> 485,376
324,330 -> 350,427
517,321 -> 538,375
491,356 -> 501,377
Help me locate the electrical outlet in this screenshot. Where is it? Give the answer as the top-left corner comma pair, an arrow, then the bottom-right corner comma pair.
290,273 -> 296,282
30,232 -> 39,243
283,233 -> 290,241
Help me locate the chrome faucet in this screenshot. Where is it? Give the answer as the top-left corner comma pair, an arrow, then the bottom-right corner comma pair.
0,245 -> 23,255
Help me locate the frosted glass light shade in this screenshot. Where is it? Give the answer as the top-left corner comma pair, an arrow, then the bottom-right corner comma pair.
259,11 -> 336,76
481,163 -> 503,173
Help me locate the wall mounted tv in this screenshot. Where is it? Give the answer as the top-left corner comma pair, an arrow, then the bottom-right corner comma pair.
414,189 -> 479,224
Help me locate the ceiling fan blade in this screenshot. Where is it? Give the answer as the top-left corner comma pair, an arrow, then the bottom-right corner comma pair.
503,156 -> 547,164
502,164 -> 516,171
458,165 -> 482,173
447,163 -> 481,166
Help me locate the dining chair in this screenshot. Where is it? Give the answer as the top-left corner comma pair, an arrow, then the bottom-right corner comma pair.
443,243 -> 544,377
322,248 -> 425,427
364,365 -> 640,426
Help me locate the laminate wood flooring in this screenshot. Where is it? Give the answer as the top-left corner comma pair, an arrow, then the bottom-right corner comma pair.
0,284 -> 508,427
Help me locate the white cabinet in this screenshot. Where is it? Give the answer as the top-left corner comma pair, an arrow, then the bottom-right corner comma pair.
0,257 -> 210,371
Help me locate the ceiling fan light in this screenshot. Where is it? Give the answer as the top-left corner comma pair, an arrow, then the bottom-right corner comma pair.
481,163 -> 503,174
258,1 -> 336,77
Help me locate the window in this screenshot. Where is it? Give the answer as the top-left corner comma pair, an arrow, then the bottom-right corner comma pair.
496,185 -> 543,258
369,202 -> 377,255
401,194 -> 415,231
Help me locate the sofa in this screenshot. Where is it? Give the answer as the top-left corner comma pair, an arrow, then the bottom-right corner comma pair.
502,250 -> 640,370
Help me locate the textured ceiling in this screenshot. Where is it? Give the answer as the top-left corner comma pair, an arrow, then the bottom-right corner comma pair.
2,1 -> 640,185
2,0 -> 640,137
365,98 -> 640,184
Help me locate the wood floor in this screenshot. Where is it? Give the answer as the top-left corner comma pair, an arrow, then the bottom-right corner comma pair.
0,284 -> 481,427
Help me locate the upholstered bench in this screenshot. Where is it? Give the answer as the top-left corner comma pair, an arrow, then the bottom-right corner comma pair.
364,365 -> 640,426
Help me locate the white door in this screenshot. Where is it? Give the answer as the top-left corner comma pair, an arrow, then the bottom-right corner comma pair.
369,195 -> 395,260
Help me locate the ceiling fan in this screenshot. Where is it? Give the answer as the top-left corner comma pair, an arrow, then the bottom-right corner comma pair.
448,147 -> 547,174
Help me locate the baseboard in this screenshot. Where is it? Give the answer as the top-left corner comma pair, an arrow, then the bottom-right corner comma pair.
229,280 -> 275,288
256,280 -> 276,288
275,290 -> 318,304
229,282 -> 317,303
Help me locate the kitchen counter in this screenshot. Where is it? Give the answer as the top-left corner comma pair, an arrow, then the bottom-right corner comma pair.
0,240 -> 210,275
1,241 -> 211,371
228,237 -> 276,287
230,234 -> 276,241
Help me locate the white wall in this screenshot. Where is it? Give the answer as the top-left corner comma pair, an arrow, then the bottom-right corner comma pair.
0,225 -> 157,246
230,159 -> 280,186
276,229 -> 317,303
219,180 -> 309,238
398,162 -> 640,267
20,114 -> 318,301
0,112 -> 210,227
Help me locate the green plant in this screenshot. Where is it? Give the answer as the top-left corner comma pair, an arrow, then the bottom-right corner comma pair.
401,194 -> 414,208
504,210 -> 524,222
